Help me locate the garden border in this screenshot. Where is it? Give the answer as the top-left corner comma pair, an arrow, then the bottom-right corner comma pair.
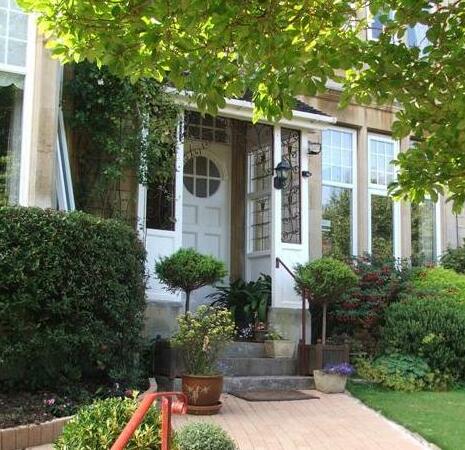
0,416 -> 72,450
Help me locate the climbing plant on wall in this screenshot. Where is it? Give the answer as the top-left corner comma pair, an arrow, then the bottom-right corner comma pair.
64,62 -> 179,223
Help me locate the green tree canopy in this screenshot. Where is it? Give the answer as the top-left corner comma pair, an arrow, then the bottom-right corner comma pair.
17,0 -> 465,210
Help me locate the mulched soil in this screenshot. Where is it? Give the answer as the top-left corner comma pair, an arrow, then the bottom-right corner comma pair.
0,391 -> 58,429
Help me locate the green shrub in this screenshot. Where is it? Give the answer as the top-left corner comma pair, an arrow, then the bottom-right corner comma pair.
295,258 -> 357,343
331,256 -> 413,353
0,207 -> 146,390
382,297 -> 465,379
355,354 -> 451,391
155,248 -> 226,312
441,244 -> 465,274
171,306 -> 235,375
173,422 -> 236,450
55,397 -> 160,449
410,267 -> 465,301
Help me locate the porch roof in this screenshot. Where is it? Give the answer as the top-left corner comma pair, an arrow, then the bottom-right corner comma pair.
172,89 -> 337,131
240,91 -> 331,118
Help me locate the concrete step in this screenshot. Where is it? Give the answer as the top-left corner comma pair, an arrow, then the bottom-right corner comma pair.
217,357 -> 296,376
221,342 -> 265,358
157,375 -> 315,393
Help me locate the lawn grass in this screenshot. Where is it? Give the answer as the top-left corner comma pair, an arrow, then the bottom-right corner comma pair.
348,382 -> 465,450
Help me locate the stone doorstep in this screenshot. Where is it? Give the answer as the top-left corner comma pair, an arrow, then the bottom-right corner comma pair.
0,417 -> 72,450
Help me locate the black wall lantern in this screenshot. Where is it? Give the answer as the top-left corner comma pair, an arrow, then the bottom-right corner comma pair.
273,160 -> 291,189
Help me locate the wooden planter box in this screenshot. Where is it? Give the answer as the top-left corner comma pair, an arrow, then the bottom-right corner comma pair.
153,339 -> 184,378
0,416 -> 72,450
306,343 -> 350,374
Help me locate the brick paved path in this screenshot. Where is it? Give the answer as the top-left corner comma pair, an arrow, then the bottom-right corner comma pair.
173,391 -> 429,450
29,391 -> 430,450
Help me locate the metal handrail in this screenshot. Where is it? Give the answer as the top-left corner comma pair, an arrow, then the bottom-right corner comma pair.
111,392 -> 187,450
275,257 -> 310,376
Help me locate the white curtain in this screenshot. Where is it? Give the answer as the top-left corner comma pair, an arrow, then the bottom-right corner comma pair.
0,71 -> 24,89
0,71 -> 24,205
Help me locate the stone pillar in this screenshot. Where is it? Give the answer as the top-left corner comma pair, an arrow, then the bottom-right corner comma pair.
27,34 -> 60,208
308,134 -> 322,260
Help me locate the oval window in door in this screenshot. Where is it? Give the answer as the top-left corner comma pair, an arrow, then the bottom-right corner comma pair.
183,156 -> 221,197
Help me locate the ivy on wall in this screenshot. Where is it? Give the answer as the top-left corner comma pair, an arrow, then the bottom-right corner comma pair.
64,62 -> 179,223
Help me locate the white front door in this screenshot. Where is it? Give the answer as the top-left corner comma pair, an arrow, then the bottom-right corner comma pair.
182,145 -> 230,308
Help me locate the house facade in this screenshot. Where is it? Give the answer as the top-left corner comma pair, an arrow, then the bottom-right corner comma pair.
3,3 -> 465,340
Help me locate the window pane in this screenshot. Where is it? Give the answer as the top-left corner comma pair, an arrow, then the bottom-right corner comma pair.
322,185 -> 352,258
183,176 -> 194,195
371,194 -> 394,260
0,83 -> 23,206
209,179 -> 220,196
196,178 -> 207,197
322,129 -> 353,184
281,128 -> 301,244
0,9 -> 7,36
184,157 -> 194,174
9,11 -> 27,40
250,195 -> 271,252
146,179 -> 175,230
411,200 -> 436,264
7,39 -> 26,66
10,0 -> 21,11
371,13 -> 383,39
196,156 -> 207,176
209,159 -> 220,178
369,138 -> 395,187
0,38 -> 5,64
247,123 -> 273,194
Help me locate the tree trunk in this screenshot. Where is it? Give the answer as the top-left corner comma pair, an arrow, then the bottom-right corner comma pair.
322,302 -> 327,345
185,290 -> 191,313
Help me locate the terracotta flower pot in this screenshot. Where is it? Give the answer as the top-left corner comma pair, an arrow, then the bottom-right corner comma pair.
314,370 -> 347,394
181,374 -> 223,406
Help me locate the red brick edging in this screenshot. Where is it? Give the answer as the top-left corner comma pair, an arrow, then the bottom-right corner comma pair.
0,416 -> 72,450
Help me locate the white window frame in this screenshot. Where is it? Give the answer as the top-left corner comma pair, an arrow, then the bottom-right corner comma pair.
0,8 -> 36,206
321,126 -> 358,257
368,133 -> 401,259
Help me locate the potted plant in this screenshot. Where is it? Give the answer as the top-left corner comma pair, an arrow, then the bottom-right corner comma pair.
295,257 -> 357,345
155,248 -> 226,313
209,274 -> 271,341
171,305 -> 235,415
295,258 -> 357,373
314,362 -> 355,394
264,329 -> 296,358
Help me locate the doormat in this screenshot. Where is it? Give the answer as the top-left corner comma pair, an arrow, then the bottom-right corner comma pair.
230,390 -> 319,402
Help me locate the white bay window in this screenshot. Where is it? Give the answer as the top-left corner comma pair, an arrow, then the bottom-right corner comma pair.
368,134 -> 401,260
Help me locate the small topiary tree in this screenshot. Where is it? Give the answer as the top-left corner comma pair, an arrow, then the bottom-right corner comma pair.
155,248 -> 226,313
173,422 -> 237,450
295,257 -> 357,344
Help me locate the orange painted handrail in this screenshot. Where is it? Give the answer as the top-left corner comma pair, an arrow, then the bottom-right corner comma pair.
111,392 -> 187,450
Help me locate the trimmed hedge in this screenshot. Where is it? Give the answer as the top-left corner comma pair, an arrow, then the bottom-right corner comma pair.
382,297 -> 465,379
0,207 -> 146,389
